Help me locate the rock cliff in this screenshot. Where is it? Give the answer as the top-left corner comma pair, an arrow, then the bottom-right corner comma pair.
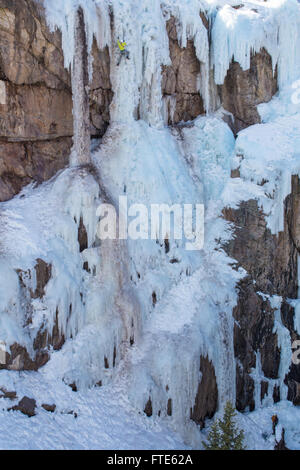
0,0 -> 300,445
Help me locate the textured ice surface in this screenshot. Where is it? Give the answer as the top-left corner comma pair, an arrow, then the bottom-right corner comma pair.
0,0 -> 300,449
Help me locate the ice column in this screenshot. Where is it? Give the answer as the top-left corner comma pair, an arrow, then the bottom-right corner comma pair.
71,7 -> 91,166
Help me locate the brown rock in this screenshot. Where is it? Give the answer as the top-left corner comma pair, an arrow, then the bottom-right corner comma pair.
28,138 -> 71,182
223,198 -> 297,298
162,17 -> 204,124
0,1 -> 70,89
33,308 -> 65,367
287,378 -> 300,405
10,396 -> 36,417
0,141 -> 29,200
236,362 -> 255,412
32,258 -> 52,299
50,309 -> 66,351
1,257 -> 64,371
0,342 -> 48,371
190,356 -> 218,428
90,87 -> 113,138
273,385 -> 281,404
233,280 -> 281,383
90,41 -> 113,137
42,403 -> 56,413
0,0 -> 112,202
69,382 -> 78,393
78,216 -> 88,252
0,387 -> 17,400
223,176 -> 300,410
286,175 -> 300,252
144,397 -> 153,417
0,82 -> 73,140
0,138 -> 71,202
220,48 -> 278,134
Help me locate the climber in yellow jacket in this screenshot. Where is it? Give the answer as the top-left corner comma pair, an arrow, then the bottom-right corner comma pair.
117,39 -> 130,66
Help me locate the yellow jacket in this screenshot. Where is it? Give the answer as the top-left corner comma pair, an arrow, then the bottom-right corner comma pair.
117,40 -> 127,51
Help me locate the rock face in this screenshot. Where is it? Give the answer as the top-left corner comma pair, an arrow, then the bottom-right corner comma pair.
162,17 -> 277,135
220,49 -> 278,135
191,356 -> 218,428
0,4 -> 277,201
0,1 -> 298,431
224,198 -> 297,299
162,17 -> 204,124
223,177 -> 300,411
90,41 -> 112,138
161,19 -> 285,422
0,257 -> 65,371
0,0 -> 112,202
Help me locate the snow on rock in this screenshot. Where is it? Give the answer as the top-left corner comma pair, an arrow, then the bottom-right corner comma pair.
0,369 -> 187,450
0,110 -> 240,446
44,0 -> 111,75
235,400 -> 300,450
125,247 -> 242,447
211,0 -> 300,91
44,0 -> 300,120
90,116 -> 243,446
0,167 -> 139,388
228,81 -> 300,234
0,0 -> 300,449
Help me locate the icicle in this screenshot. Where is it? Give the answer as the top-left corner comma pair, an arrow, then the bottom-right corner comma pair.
271,296 -> 291,400
211,0 -> 300,92
251,352 -> 264,410
162,0 -> 210,113
162,95 -> 176,125
71,7 -> 91,166
216,309 -> 236,409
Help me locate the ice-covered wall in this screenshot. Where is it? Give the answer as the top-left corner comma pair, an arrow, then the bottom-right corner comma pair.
0,166 -> 140,386
43,0 -> 300,436
0,0 -> 300,448
44,0 -> 300,116
211,0 -> 300,91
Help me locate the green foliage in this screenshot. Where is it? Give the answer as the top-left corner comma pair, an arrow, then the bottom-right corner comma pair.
203,401 -> 246,450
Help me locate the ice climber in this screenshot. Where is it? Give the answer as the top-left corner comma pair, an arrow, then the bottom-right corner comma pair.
272,414 -> 279,435
117,39 -> 130,66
